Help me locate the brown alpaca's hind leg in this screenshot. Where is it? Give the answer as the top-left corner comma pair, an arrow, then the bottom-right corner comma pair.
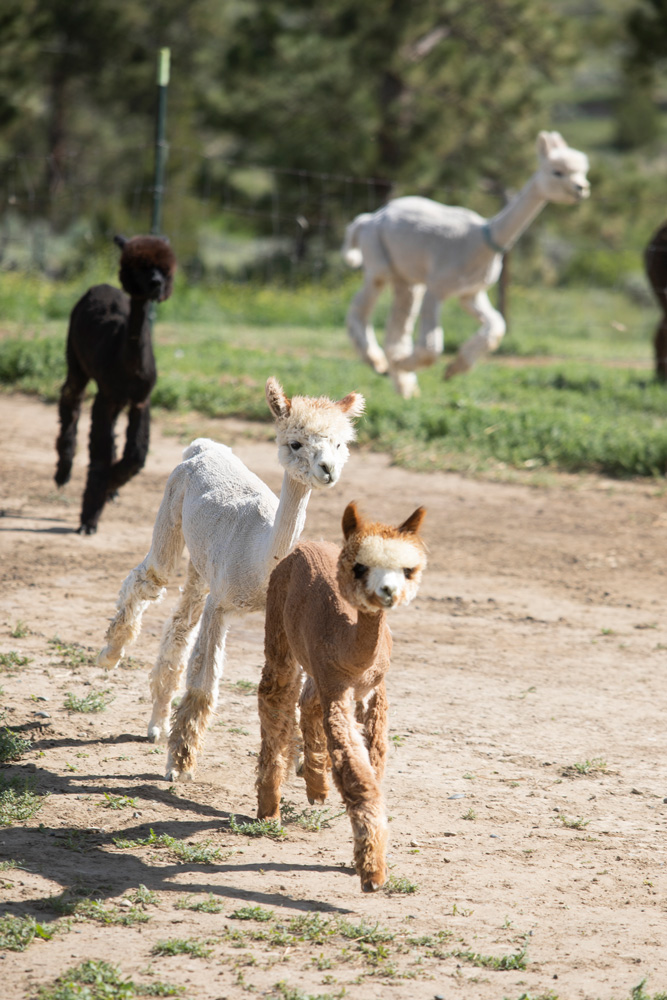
299,676 -> 330,805
323,697 -> 388,893
256,642 -> 302,821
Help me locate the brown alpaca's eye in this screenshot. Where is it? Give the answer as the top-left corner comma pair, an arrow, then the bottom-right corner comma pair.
403,567 -> 415,579
289,441 -> 302,451
353,563 -> 367,579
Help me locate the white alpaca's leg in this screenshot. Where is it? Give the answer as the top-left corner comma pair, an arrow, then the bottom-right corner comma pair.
97,561 -> 168,669
147,560 -> 209,743
346,276 -> 389,374
165,595 -> 229,781
384,279 -> 428,399
445,290 -> 506,379
98,469 -> 187,668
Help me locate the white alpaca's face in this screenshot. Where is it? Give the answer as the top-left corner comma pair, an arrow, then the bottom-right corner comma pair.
277,434 -> 350,489
536,140 -> 590,206
348,535 -> 425,612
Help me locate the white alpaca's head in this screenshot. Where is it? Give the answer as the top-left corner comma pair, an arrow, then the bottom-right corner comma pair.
534,131 -> 590,206
265,377 -> 365,489
337,501 -> 427,613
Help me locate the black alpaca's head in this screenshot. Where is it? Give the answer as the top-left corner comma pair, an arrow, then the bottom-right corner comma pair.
114,235 -> 177,303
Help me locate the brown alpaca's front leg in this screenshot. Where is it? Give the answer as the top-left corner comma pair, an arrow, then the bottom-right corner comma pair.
323,697 -> 388,893
256,648 -> 302,821
359,682 -> 389,784
299,676 -> 330,805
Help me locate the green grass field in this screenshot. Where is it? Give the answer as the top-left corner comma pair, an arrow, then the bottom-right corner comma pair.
1,274 -> 665,479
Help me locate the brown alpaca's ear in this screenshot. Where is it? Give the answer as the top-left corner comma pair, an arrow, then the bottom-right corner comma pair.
398,506 -> 426,535
265,377 -> 291,418
342,501 -> 363,539
337,391 -> 365,418
114,234 -> 127,249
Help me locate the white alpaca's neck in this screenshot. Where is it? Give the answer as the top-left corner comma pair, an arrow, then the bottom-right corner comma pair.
264,472 -> 312,567
485,175 -> 547,253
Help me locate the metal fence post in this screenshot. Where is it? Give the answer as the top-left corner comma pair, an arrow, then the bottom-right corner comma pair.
151,48 -> 170,236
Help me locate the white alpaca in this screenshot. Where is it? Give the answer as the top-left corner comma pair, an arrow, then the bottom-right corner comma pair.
343,131 -> 591,398
98,377 -> 365,781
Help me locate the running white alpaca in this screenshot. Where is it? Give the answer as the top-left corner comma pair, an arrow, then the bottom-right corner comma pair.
343,131 -> 591,398
98,377 -> 365,781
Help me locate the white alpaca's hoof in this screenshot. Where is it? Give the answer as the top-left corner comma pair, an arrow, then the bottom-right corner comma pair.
165,767 -> 194,782
369,351 -> 389,375
147,723 -> 168,744
97,646 -> 120,669
391,369 -> 420,399
444,355 -> 472,380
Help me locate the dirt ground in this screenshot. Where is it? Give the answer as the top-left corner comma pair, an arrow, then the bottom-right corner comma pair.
1,391 -> 666,1000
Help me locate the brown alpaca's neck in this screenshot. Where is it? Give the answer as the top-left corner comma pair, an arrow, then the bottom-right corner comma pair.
340,607 -> 388,674
126,297 -> 153,345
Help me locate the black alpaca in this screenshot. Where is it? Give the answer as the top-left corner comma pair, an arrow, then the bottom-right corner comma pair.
644,222 -> 667,382
55,234 -> 177,534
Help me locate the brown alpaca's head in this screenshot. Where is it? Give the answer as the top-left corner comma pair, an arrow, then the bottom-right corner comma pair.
264,377 -> 365,490
114,234 -> 177,302
337,502 -> 427,613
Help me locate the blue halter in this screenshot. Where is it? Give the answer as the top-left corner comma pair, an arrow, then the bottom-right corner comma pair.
482,222 -> 508,255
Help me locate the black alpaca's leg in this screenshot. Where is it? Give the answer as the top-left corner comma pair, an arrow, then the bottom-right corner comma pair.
55,360 -> 89,487
79,393 -> 121,535
655,319 -> 667,382
108,402 -> 151,492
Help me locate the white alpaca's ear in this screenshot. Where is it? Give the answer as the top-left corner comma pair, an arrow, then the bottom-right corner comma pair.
398,506 -> 426,535
549,131 -> 567,149
337,391 -> 366,418
536,131 -> 555,160
342,501 -> 363,539
265,377 -> 291,418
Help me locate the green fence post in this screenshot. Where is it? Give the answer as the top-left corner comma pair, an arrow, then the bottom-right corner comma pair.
151,48 -> 170,236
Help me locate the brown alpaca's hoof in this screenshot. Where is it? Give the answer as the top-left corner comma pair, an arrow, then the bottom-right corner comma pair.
360,871 -> 386,893
443,355 -> 471,380
77,523 -> 97,536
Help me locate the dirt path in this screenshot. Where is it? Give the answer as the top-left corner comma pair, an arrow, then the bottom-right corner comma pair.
0,392 -> 666,1000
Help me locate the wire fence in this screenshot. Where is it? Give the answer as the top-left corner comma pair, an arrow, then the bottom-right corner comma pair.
1,143 -> 665,344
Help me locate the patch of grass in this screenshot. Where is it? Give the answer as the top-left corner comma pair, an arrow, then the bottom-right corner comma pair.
175,894 -> 224,913
36,959 -> 185,1000
270,982 -> 341,1000
0,859 -> 23,871
0,774 -> 45,825
9,621 -> 28,638
384,874 -> 419,895
229,905 -> 274,921
228,814 -> 286,839
280,801 -> 345,832
453,946 -> 527,970
557,814 -> 590,830
48,637 -> 97,668
230,679 -> 258,695
566,757 -> 608,776
462,807 -> 477,821
628,981 -> 667,1000
0,914 -> 52,951
71,898 -> 151,927
113,828 -> 222,864
151,937 -> 212,958
103,793 -> 138,810
64,689 -> 114,713
0,650 -> 32,670
0,727 -> 31,763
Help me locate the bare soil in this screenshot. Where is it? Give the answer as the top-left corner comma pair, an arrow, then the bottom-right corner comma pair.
1,392 -> 666,1000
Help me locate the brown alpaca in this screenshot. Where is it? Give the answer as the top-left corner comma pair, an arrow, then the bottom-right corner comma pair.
644,222 -> 667,381
256,501 -> 427,893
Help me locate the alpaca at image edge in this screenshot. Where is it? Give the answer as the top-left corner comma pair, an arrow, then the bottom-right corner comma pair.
256,500 -> 427,893
644,221 -> 667,381
342,130 -> 591,398
98,376 -> 365,782
54,234 -> 176,534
